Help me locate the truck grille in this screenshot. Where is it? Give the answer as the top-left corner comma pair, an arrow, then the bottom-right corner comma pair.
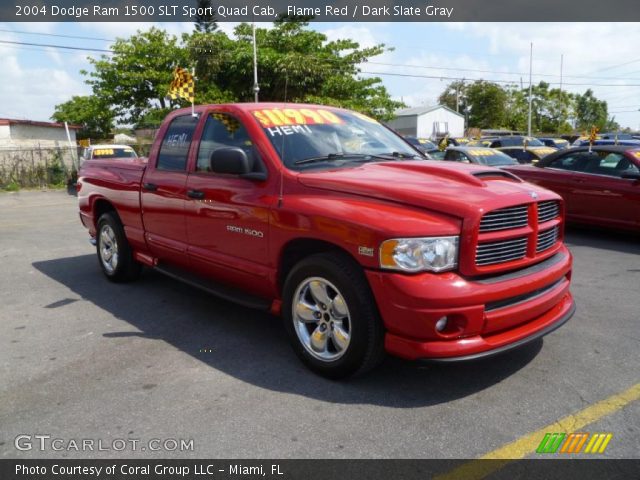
537,226 -> 559,253
474,200 -> 562,270
537,201 -> 559,223
476,237 -> 528,266
479,205 -> 529,232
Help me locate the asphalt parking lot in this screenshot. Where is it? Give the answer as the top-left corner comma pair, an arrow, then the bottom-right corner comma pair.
1,190 -> 638,460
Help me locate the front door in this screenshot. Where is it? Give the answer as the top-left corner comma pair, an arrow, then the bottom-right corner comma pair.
184,111 -> 275,297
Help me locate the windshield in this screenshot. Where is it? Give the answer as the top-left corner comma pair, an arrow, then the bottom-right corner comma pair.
251,107 -> 420,170
92,147 -> 137,159
477,149 -> 518,166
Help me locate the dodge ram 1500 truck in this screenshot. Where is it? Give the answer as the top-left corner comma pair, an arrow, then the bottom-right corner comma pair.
78,103 -> 575,378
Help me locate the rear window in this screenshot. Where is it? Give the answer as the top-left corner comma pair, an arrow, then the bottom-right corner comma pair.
92,147 -> 137,159
157,115 -> 199,171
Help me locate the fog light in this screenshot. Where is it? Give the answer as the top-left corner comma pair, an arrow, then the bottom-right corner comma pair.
435,316 -> 448,332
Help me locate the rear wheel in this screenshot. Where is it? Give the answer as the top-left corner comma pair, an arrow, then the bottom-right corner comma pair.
96,212 -> 141,282
282,252 -> 385,379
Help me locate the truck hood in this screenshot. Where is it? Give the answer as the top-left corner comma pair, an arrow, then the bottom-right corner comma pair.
297,161 -> 557,219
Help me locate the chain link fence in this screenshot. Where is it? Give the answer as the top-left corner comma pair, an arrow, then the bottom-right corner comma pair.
0,146 -> 82,189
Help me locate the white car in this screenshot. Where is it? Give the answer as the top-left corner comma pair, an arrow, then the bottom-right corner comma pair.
82,144 -> 138,161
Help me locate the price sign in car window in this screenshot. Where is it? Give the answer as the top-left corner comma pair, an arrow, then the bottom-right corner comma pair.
252,108 -> 344,128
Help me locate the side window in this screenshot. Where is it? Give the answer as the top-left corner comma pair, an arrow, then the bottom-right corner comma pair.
547,153 -> 593,171
445,150 -> 460,161
197,112 -> 254,172
157,115 -> 199,171
584,152 -> 639,177
490,140 -> 502,148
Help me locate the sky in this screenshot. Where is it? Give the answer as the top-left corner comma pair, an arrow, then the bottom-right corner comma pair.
1,21 -> 640,129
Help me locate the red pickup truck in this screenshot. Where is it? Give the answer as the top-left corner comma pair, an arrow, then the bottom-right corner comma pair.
78,103 -> 575,378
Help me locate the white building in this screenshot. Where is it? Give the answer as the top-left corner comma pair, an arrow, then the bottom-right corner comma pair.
387,105 -> 465,139
0,118 -> 79,149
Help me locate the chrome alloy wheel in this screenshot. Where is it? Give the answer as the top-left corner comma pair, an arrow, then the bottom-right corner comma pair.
292,277 -> 351,362
99,224 -> 119,274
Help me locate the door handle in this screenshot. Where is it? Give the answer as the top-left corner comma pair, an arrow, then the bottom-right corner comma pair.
187,190 -> 205,199
142,182 -> 158,191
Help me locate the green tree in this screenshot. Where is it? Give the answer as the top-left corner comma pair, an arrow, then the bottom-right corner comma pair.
185,18 -> 403,119
466,81 -> 507,128
83,27 -> 188,126
575,89 -> 608,131
530,82 -> 574,133
51,95 -> 114,139
437,81 -> 469,115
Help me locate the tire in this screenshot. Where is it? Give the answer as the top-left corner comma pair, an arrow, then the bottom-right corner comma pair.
282,252 -> 385,379
96,212 -> 141,282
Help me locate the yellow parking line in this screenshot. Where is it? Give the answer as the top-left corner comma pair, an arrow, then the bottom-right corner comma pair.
435,382 -> 640,480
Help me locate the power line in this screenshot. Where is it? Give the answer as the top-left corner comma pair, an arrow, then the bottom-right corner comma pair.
0,39 -> 112,53
0,28 -> 113,42
359,70 -> 640,88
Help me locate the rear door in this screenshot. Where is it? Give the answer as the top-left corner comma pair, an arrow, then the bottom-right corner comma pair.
569,152 -> 640,229
141,114 -> 201,266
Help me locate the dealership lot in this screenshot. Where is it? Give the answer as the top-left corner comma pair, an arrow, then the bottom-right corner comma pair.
0,190 -> 638,459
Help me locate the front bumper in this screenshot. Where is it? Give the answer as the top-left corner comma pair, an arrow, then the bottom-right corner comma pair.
365,246 -> 574,361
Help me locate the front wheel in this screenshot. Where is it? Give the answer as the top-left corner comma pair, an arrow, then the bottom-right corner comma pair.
96,212 -> 141,282
282,252 -> 385,379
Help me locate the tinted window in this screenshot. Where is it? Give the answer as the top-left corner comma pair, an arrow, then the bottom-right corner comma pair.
197,112 -> 254,172
547,153 -> 596,171
582,152 -> 640,177
157,115 -> 199,171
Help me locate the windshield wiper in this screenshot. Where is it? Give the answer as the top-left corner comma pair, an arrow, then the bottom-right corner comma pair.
294,153 -> 371,165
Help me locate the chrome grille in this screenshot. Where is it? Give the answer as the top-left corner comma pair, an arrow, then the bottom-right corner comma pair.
538,201 -> 559,223
537,226 -> 559,253
476,237 -> 527,266
479,205 -> 529,232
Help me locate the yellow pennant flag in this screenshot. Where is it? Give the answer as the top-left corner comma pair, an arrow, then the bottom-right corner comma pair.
438,135 -> 449,151
168,67 -> 195,103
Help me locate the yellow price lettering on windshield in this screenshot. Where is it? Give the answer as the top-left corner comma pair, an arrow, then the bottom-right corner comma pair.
93,149 -> 114,156
252,108 -> 344,128
534,148 -> 556,155
470,149 -> 494,156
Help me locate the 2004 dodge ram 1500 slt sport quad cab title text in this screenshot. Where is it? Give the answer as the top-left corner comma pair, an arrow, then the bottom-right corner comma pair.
78,103 -> 576,379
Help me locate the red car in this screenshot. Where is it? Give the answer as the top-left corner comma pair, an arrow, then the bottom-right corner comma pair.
77,103 -> 574,378
503,146 -> 640,232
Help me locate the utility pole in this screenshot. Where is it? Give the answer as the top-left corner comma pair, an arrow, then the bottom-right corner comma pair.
527,42 -> 533,137
559,53 -> 564,93
252,21 -> 259,103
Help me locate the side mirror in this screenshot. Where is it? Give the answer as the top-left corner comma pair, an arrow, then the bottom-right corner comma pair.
621,171 -> 640,180
209,147 -> 253,175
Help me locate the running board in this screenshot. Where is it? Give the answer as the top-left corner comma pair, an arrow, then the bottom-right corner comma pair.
154,265 -> 271,311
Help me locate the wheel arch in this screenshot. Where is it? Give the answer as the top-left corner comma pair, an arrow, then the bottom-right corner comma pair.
277,238 -> 362,294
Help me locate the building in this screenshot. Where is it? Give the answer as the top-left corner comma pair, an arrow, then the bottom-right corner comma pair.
0,118 -> 80,149
386,105 -> 465,139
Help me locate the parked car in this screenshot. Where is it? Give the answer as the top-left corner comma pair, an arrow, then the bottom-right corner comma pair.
82,144 -> 138,161
487,136 -> 544,148
78,103 -> 575,378
435,136 -> 470,147
442,146 -> 518,167
571,138 -> 640,147
503,145 -> 640,232
498,146 -> 558,164
403,135 -> 436,154
466,137 -> 496,147
538,137 -> 570,150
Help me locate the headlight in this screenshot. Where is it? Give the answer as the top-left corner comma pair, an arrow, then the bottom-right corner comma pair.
380,236 -> 459,272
